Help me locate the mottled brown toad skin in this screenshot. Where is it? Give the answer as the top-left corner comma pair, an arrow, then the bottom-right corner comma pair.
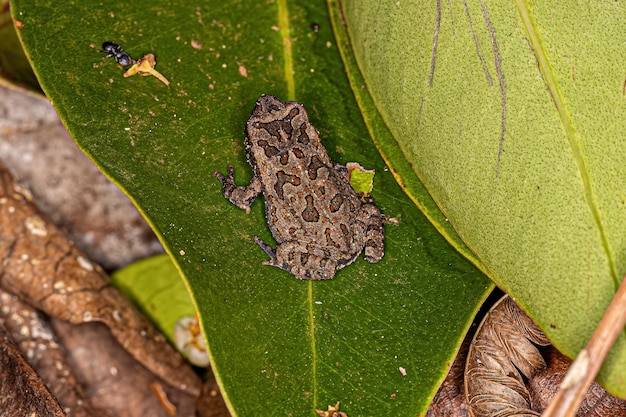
214,95 -> 385,280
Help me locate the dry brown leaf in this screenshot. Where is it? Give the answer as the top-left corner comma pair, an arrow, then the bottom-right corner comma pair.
0,324 -> 67,416
465,296 -> 551,417
52,319 -> 198,417
530,349 -> 626,417
0,162 -> 200,396
0,288 -> 99,417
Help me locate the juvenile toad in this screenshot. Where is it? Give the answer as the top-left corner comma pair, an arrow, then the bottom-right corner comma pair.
214,95 -> 385,280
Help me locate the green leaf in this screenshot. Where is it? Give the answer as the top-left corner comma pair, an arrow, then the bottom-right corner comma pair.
339,0 -> 626,396
0,0 -> 39,90
111,254 -> 196,344
347,164 -> 376,195
10,0 -> 491,415
111,254 -> 210,367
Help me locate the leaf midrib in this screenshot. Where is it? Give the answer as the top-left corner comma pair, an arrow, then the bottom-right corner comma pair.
276,0 -> 318,410
277,0 -> 296,101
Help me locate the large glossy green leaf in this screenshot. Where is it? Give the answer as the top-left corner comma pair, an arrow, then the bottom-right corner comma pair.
10,0 -> 491,415
0,0 -> 39,90
339,0 -> 626,396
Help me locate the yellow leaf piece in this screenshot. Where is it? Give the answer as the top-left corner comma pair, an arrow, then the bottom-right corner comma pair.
315,401 -> 348,417
123,53 -> 170,86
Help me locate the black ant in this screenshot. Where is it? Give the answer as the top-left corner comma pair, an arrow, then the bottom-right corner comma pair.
100,41 -> 132,66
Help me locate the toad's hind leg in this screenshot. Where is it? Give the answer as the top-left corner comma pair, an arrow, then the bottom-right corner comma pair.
362,203 -> 386,263
214,165 -> 262,213
253,237 -> 337,280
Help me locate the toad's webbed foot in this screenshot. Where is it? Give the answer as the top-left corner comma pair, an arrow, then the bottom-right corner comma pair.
214,165 -> 262,213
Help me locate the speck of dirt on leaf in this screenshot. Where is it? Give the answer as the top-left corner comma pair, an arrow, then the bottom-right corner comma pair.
15,185 -> 32,201
24,216 -> 47,236
76,255 -> 94,271
113,310 -> 122,322
238,65 -> 248,77
191,39 -> 202,49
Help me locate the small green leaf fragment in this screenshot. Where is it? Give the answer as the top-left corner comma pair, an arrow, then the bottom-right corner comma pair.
346,162 -> 375,195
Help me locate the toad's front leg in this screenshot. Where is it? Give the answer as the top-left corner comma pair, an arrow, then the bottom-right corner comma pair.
214,165 -> 263,213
